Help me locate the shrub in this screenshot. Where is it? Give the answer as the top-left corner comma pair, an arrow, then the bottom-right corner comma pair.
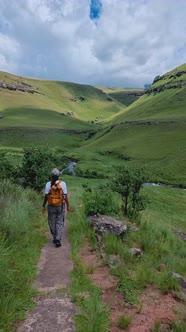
111,166 -> 147,219
0,152 -> 21,181
22,146 -> 53,191
82,185 -> 119,216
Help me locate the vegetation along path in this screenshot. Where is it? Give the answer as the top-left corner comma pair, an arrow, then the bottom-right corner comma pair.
17,221 -> 76,332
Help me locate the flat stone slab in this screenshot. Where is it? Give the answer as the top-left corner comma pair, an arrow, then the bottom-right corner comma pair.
17,294 -> 76,332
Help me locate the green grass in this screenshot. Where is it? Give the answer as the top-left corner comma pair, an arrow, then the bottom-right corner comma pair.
0,127 -> 86,150
116,315 -> 132,330
66,177 -> 110,331
0,180 -> 47,332
102,184 -> 186,298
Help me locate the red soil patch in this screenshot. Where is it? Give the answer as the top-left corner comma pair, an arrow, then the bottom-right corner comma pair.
81,246 -> 185,332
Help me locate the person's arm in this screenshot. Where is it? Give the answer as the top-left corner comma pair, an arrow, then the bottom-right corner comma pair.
42,182 -> 50,214
62,181 -> 70,213
42,194 -> 48,214
64,194 -> 70,213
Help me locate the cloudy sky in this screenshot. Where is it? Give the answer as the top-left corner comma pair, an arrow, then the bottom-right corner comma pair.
0,0 -> 186,87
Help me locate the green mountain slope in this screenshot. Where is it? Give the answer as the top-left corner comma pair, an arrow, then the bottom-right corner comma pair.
112,64 -> 186,122
0,71 -> 125,125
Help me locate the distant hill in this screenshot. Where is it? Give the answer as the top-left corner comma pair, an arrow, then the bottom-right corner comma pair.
96,86 -> 144,106
0,71 -> 125,128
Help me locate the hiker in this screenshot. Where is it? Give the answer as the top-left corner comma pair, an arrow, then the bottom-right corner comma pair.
42,168 -> 70,247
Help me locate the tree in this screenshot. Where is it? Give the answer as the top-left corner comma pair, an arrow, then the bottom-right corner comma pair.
22,146 -> 53,191
112,166 -> 146,219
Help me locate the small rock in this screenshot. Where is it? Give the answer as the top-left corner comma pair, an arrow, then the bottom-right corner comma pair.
128,225 -> 139,232
172,272 -> 186,289
129,248 -> 142,257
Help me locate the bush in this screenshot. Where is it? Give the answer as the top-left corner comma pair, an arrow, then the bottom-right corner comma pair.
0,152 -> 21,181
111,166 -> 147,220
22,146 -> 53,191
82,185 -> 119,216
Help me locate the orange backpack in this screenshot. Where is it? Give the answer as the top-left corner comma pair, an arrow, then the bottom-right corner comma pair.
48,181 -> 63,206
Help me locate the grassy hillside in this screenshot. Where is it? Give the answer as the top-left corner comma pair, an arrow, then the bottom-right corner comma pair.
72,64 -> 186,186
112,64 -> 186,122
0,106 -> 96,150
0,72 -> 125,123
73,120 -> 186,185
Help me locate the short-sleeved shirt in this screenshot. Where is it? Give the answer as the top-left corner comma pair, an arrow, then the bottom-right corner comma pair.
45,180 -> 67,195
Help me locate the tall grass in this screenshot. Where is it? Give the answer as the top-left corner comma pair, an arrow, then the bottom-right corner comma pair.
67,180 -> 110,332
0,180 -> 46,332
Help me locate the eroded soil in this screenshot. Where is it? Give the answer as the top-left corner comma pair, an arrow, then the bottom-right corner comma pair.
81,246 -> 186,332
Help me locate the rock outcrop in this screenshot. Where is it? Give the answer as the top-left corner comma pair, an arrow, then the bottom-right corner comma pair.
0,81 -> 39,94
88,215 -> 127,239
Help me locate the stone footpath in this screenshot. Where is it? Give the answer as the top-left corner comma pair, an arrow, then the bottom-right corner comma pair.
17,222 -> 76,332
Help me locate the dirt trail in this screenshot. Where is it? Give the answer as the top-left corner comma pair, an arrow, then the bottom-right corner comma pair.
17,223 -> 76,332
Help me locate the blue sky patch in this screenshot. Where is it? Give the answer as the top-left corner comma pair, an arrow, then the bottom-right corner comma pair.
90,0 -> 102,20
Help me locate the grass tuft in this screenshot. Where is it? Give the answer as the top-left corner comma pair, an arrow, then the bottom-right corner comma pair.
116,314 -> 132,330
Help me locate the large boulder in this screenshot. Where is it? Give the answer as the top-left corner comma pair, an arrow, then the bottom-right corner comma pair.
88,215 -> 127,239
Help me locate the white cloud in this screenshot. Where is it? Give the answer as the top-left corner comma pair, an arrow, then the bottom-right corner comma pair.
0,32 -> 22,72
0,0 -> 186,87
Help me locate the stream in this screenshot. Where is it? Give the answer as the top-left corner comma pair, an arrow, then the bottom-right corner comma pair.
143,182 -> 186,191
60,162 -> 186,191
60,161 -> 77,176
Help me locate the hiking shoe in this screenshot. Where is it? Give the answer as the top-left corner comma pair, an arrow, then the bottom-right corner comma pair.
53,238 -> 57,244
55,240 -> 61,247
